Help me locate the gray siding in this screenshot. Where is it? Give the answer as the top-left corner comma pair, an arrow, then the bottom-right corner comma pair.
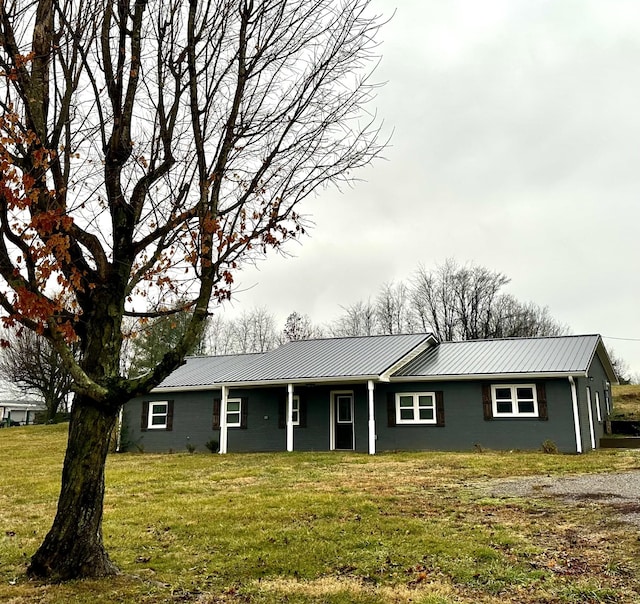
124,377 -> 581,454
375,379 -> 578,453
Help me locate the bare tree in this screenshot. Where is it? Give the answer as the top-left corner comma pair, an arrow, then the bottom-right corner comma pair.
232,307 -> 279,352
203,315 -> 237,356
0,328 -> 72,421
328,299 -> 378,336
411,260 -> 459,341
410,260 -> 566,341
375,281 -> 413,334
283,311 -> 315,341
0,0 -> 384,580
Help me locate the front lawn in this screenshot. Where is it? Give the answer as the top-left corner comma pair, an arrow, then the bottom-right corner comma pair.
1,423 -> 639,603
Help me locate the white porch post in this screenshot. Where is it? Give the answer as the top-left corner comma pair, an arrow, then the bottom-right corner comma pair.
586,386 -> 596,450
367,380 -> 376,455
568,377 -> 582,454
219,385 -> 229,454
286,383 -> 294,452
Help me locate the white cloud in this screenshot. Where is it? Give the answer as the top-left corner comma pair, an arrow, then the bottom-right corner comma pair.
222,0 -> 640,374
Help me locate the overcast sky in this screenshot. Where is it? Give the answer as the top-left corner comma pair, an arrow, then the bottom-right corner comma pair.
221,0 -> 640,375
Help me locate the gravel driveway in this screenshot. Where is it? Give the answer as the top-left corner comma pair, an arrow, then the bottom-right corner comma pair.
484,470 -> 640,527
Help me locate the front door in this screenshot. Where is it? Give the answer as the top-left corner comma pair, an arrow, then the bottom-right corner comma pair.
333,392 -> 354,450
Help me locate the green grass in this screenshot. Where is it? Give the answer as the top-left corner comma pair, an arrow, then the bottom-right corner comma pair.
1,424 -> 640,603
612,384 -> 640,420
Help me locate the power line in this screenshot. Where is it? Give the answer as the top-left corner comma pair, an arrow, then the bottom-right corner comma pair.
602,336 -> 640,342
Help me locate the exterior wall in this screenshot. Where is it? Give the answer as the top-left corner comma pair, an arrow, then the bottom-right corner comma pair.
572,353 -> 611,451
376,379 -> 579,453
123,384 -> 373,453
123,377 -> 581,454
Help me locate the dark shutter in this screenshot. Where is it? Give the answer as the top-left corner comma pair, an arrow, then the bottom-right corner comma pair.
482,384 -> 493,420
240,397 -> 248,429
278,397 -> 286,429
212,398 -> 221,429
141,401 -> 149,431
536,383 -> 548,421
166,400 -> 174,431
435,391 -> 445,427
387,392 -> 396,427
299,397 -> 307,428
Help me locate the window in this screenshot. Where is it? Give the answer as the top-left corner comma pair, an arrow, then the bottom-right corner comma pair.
141,400 -> 174,431
213,397 -> 248,429
491,385 -> 538,418
226,398 -> 242,427
278,394 -> 306,429
291,395 -> 300,426
395,392 -> 437,424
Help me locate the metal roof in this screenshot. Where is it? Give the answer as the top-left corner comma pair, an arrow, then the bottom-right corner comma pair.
155,333 -> 616,391
157,353 -> 262,388
156,333 -> 433,389
223,333 -> 432,383
392,334 -> 612,379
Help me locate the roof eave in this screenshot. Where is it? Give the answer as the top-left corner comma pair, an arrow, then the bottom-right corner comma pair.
379,334 -> 438,381
390,371 -> 587,382
152,374 -> 386,392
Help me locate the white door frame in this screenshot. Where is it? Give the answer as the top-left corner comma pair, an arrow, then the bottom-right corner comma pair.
329,390 -> 355,451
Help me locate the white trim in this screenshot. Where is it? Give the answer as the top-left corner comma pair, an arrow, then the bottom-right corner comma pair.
391,371 -> 586,383
595,391 -> 602,423
367,380 -> 376,455
568,377 -> 582,453
226,398 -> 243,428
153,374 -> 383,392
379,336 -> 437,381
330,390 -> 354,451
490,384 -> 538,418
152,371 -> 587,393
116,405 -> 124,452
286,384 -> 294,452
147,401 -> 169,429
586,386 -> 596,450
395,392 -> 437,424
219,385 -> 228,454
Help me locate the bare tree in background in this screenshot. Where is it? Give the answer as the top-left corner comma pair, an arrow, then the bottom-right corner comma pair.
283,311 -> 317,341
0,329 -> 72,421
0,0 -> 384,580
410,260 -> 567,341
328,299 -> 377,336
375,281 -> 413,334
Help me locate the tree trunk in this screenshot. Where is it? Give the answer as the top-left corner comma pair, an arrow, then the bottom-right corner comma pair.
28,396 -> 120,581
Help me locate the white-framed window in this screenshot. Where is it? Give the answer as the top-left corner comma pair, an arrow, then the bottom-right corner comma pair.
148,401 -> 169,429
290,395 -> 300,426
595,391 -> 602,422
395,392 -> 437,424
226,398 -> 242,428
491,385 -> 538,418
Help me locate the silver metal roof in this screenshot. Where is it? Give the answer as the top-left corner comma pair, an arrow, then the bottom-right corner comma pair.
157,353 -> 262,388
156,333 -> 432,388
223,333 -> 432,383
155,333 -> 616,390
392,334 -> 611,379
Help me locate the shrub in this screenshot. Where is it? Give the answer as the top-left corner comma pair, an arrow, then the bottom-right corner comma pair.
205,439 -> 219,453
541,439 -> 559,454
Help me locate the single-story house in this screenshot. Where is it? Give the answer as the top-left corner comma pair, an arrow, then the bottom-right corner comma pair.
0,399 -> 46,426
121,333 -> 617,454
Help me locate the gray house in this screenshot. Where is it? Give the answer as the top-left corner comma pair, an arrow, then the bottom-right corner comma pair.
121,333 -> 617,454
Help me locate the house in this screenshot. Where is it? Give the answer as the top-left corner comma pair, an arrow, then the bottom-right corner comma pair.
0,399 -> 46,426
121,333 -> 617,454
